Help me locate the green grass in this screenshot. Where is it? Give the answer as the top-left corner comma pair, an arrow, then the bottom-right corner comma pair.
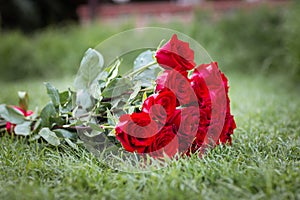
0,73 -> 299,200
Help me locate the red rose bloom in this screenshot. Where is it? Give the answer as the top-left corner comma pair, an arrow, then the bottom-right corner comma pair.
167,109 -> 181,131
145,125 -> 178,158
190,62 -> 236,147
221,72 -> 229,94
191,62 -> 225,102
142,91 -> 177,124
115,112 -> 159,153
192,62 -> 230,119
189,126 -> 208,154
155,34 -> 196,72
169,107 -> 201,153
218,114 -> 236,144
6,106 -> 33,133
191,75 -> 209,102
155,70 -> 196,105
199,103 -> 211,127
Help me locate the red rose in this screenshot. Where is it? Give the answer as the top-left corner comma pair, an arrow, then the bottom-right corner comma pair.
189,126 -> 208,154
155,70 -> 197,105
191,62 -> 226,101
220,72 -> 232,114
145,125 -> 178,158
142,91 -> 177,124
191,62 -> 230,114
191,62 -> 232,138
155,70 -> 169,92
6,106 -> 33,133
155,34 -> 196,72
115,112 -> 159,153
171,107 -> 201,153
167,109 -> 181,131
221,72 -> 229,94
218,114 -> 236,144
191,70 -> 210,102
192,62 -> 227,88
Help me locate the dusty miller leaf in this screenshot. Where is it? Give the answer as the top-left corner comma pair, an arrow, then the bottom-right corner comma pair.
106,108 -> 118,126
0,104 -> 25,124
14,121 -> 32,136
39,128 -> 61,146
40,103 -> 57,128
89,81 -> 102,100
106,59 -> 120,83
53,129 -> 77,140
45,82 -> 60,108
83,130 -> 102,137
74,48 -> 104,90
88,122 -> 104,132
133,50 -> 161,87
102,78 -> 133,98
76,89 -> 94,110
129,81 -> 142,101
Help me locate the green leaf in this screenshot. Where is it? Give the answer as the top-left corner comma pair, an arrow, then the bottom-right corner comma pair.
98,80 -> 107,90
102,78 -> 133,98
133,50 -> 161,87
76,89 -> 94,110
106,108 -> 118,126
32,118 -> 41,133
87,60 -> 122,100
53,129 -> 77,140
39,128 -> 61,146
59,91 -> 70,106
107,59 -> 120,82
89,81 -> 102,100
64,138 -> 78,150
59,90 -> 74,113
18,91 -> 29,112
129,81 -> 142,101
40,103 -> 57,127
0,104 -> 25,124
83,130 -> 102,137
27,107 -> 39,121
110,97 -> 124,110
88,122 -> 104,132
44,82 -> 60,108
74,48 -> 104,90
51,116 -> 67,127
14,121 -> 32,136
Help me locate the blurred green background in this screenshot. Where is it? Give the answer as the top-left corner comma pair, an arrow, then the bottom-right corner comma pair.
0,1 -> 299,105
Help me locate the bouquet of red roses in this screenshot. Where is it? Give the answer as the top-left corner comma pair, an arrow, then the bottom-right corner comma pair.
0,33 -> 236,160
115,34 -> 236,158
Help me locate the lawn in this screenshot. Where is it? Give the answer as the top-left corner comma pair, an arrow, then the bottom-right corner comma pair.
0,72 -> 299,200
